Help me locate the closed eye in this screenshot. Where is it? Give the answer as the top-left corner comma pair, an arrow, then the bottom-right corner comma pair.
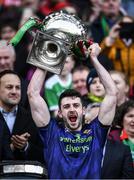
73,103 -> 80,108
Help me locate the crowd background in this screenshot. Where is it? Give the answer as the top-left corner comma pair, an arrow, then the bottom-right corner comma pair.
0,0 -> 134,179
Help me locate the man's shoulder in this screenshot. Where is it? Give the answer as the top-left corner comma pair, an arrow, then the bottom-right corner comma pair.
39,119 -> 61,133
83,117 -> 100,130
17,106 -> 33,120
90,15 -> 103,28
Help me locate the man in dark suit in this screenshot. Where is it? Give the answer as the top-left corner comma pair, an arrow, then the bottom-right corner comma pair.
102,139 -> 134,179
0,70 -> 44,163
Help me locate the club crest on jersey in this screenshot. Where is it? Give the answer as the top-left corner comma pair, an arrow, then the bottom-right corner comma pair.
83,129 -> 92,134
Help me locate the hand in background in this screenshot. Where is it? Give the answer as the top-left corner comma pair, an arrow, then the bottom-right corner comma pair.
11,132 -> 30,150
105,23 -> 121,46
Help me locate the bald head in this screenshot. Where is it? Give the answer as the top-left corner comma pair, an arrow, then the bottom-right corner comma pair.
0,40 -> 16,72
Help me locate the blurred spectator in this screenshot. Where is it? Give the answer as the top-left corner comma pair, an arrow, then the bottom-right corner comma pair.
0,21 -> 18,42
88,0 -> 101,24
90,0 -> 126,43
110,100 -> 134,165
0,40 -> 29,108
101,16 -> 134,98
21,0 -> 39,11
69,0 -> 94,25
84,68 -> 105,107
121,0 -> 134,17
0,70 -> 44,163
1,0 -> 21,7
0,7 -> 31,79
69,0 -> 101,25
109,70 -> 130,106
44,55 -> 75,117
39,0 -> 77,17
0,40 -> 15,72
19,0 -> 40,26
72,65 -> 90,96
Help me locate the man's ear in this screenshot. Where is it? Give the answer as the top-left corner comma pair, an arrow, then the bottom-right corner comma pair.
125,84 -> 129,94
58,109 -> 63,118
83,106 -> 86,116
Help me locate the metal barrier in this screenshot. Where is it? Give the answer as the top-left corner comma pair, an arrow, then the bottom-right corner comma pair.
0,161 -> 48,179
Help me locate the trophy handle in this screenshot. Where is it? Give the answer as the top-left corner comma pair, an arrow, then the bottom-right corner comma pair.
8,17 -> 43,46
71,39 -> 93,58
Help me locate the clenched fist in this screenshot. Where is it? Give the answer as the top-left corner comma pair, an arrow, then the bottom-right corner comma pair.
88,43 -> 101,59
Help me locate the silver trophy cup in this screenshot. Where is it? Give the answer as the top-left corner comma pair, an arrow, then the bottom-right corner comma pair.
27,11 -> 86,74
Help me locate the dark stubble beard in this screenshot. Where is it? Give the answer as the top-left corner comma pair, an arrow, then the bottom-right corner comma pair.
63,115 -> 83,131
2,99 -> 19,110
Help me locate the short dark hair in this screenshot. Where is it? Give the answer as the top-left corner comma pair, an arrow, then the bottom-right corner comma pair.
72,65 -> 89,74
109,70 -> 129,86
58,89 -> 83,109
0,70 -> 20,82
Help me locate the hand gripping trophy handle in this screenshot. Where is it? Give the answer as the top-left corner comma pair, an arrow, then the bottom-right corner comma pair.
71,39 -> 93,58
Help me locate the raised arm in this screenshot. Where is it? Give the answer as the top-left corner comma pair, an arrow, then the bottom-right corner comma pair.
88,43 -> 118,125
27,68 -> 50,127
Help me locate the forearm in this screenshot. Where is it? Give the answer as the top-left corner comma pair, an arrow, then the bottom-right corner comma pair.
27,68 -> 50,127
28,68 -> 47,96
91,56 -> 117,95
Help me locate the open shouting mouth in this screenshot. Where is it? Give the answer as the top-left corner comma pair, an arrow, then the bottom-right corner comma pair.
69,115 -> 77,123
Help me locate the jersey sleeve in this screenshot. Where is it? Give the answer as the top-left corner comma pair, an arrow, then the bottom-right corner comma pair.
39,119 -> 58,148
89,117 -> 110,147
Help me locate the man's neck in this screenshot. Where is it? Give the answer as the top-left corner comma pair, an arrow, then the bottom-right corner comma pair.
65,125 -> 82,132
0,103 -> 17,112
59,74 -> 70,82
117,96 -> 128,106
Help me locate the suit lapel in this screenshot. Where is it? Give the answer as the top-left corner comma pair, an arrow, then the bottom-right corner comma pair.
12,107 -> 26,134
102,140 -> 113,174
0,112 -> 11,135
